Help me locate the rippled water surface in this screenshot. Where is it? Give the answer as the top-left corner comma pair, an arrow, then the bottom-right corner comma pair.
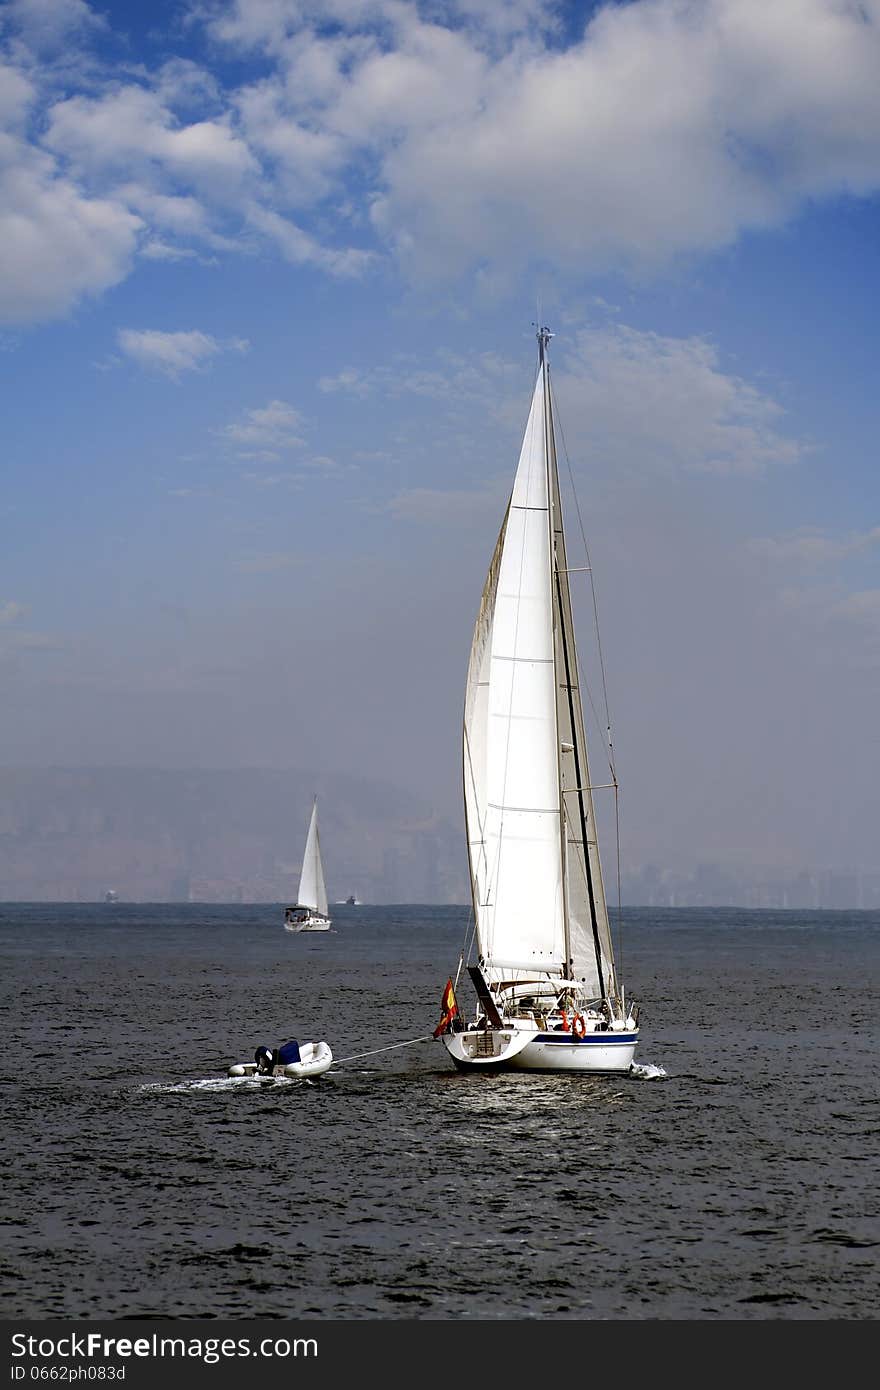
1,903 -> 877,1319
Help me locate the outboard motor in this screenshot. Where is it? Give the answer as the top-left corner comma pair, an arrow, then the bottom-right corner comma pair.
254,1045 -> 276,1075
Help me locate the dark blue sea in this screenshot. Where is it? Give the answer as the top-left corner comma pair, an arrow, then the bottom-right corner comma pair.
1,903 -> 877,1320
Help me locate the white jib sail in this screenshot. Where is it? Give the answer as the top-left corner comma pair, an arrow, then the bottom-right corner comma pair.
298,800 -> 328,916
464,371 -> 566,980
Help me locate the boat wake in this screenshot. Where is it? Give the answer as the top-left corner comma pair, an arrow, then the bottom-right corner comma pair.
630,1062 -> 667,1079
138,1076 -> 310,1094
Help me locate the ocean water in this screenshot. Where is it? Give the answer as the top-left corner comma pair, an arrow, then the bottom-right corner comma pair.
0,903 -> 877,1321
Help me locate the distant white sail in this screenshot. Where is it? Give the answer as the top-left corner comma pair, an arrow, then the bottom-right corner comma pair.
297,799 -> 328,917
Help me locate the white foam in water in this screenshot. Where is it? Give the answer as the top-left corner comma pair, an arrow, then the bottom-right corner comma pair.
630,1062 -> 667,1079
138,1076 -> 305,1093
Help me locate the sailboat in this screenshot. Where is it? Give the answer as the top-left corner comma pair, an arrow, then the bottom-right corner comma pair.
437,327 -> 639,1072
284,797 -> 332,932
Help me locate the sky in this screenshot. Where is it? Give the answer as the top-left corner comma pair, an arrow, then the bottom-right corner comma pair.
2,0 -> 879,881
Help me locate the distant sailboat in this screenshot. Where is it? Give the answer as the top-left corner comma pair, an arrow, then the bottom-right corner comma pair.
436,328 -> 639,1072
284,798 -> 331,932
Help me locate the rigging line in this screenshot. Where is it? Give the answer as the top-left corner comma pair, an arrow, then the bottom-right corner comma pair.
556,403 -> 625,989
566,804 -> 616,981
614,781 -> 625,991
554,407 -> 618,784
555,555 -> 615,780
462,721 -> 488,962
455,860 -> 477,984
561,782 -> 618,792
455,891 -> 476,986
453,947 -> 468,999
331,1035 -> 434,1065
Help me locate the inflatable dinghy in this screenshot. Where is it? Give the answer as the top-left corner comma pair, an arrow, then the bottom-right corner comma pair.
228,1040 -> 333,1079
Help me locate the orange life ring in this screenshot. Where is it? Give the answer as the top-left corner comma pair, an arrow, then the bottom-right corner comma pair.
572,1014 -> 587,1038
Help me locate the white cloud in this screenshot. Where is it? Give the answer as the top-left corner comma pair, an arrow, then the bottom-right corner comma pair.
234,76 -> 346,204
7,0 -> 880,319
197,0 -> 880,280
322,326 -> 803,478
0,61 -> 34,126
750,526 -> 880,568
767,580 -> 880,667
384,482 -> 505,525
319,349 -> 518,401
115,184 -> 215,242
0,596 -> 62,661
117,328 -> 249,377
4,0 -> 105,52
749,528 -> 880,661
302,454 -> 342,471
0,64 -> 141,327
0,599 -> 29,624
832,590 -> 880,632
222,399 -> 305,449
553,324 -> 803,477
318,367 -> 372,396
45,85 -> 258,195
245,203 -> 373,276
235,551 -> 306,572
0,130 -> 141,325
368,0 -> 880,277
324,19 -> 488,146
139,240 -> 200,262
0,630 -> 63,653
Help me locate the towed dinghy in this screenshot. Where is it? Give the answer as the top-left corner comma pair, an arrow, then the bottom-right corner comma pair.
228,1038 -> 333,1079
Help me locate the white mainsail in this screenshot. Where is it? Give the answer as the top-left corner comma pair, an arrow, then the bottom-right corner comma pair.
462,338 -> 620,1004
297,799 -> 328,916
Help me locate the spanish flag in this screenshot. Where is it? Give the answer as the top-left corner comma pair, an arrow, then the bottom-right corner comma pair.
433,977 -> 459,1037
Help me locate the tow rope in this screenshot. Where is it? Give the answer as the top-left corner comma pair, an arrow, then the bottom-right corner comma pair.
331,1033 -> 434,1066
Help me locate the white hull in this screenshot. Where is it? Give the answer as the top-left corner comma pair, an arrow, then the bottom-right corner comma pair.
284,910 -> 332,932
442,1024 -> 638,1074
228,1041 -> 333,1079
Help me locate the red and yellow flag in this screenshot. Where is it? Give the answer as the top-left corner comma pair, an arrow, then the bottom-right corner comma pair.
433,977 -> 459,1037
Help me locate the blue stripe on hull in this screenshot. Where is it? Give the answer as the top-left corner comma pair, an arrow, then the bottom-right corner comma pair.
535,1033 -> 638,1045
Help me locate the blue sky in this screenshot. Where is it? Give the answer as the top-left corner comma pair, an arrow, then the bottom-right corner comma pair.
2,0 -> 879,878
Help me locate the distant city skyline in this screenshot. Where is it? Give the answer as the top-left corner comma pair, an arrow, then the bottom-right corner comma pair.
0,766 -> 876,908
2,1 -> 879,890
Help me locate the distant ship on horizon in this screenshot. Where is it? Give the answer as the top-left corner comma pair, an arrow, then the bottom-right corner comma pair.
104,889 -> 118,903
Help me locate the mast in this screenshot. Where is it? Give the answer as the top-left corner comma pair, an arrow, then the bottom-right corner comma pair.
541,328 -> 611,1003
539,328 -> 572,984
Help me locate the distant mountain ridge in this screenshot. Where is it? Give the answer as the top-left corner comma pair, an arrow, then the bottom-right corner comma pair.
1,768 -> 875,908
0,767 -> 469,904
